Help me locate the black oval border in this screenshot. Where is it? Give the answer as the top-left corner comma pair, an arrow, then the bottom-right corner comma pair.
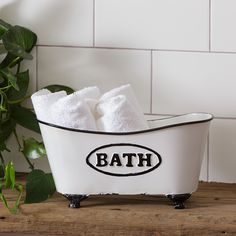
86,143 -> 162,177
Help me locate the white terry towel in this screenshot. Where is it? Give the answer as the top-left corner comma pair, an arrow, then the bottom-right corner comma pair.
75,86 -> 101,100
75,86 -> 101,118
96,95 -> 148,132
31,89 -> 67,123
50,93 -> 97,130
99,84 -> 145,116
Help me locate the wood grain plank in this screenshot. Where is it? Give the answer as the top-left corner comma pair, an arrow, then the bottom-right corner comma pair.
0,181 -> 236,236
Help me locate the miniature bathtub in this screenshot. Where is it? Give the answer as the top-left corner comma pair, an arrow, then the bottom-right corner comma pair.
38,112 -> 213,209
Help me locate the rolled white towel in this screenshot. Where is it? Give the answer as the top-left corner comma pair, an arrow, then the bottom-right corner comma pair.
31,89 -> 67,123
50,93 -> 97,130
75,86 -> 101,100
96,95 -> 148,132
99,84 -> 144,117
85,98 -> 100,119
75,86 -> 101,118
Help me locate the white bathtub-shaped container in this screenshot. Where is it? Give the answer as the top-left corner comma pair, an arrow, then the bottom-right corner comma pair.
38,113 -> 213,209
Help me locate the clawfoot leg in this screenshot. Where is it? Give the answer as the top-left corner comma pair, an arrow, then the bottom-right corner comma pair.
63,194 -> 88,208
166,194 -> 191,209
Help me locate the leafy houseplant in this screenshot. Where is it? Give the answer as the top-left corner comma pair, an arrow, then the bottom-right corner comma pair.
0,19 -> 74,213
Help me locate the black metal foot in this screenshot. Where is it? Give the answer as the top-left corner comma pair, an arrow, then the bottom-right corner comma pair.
63,194 -> 88,208
166,193 -> 191,209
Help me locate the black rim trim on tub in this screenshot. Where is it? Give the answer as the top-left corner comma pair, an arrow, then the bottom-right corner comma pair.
37,112 -> 213,136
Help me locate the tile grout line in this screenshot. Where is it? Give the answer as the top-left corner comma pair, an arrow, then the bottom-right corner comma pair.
211,116 -> 236,120
209,0 -> 212,52
93,0 -> 95,47
36,44 -> 208,53
144,112 -> 236,120
35,44 -> 236,55
150,50 -> 153,113
207,133 -> 210,181
36,46 -> 38,91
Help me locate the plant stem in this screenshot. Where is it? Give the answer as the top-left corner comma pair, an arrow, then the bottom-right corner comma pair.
0,90 -> 8,112
7,95 -> 31,104
0,152 -> 5,169
8,57 -> 20,68
0,85 -> 11,90
13,129 -> 34,170
13,129 -> 21,151
0,89 -> 7,100
0,107 -> 5,170
16,62 -> 21,74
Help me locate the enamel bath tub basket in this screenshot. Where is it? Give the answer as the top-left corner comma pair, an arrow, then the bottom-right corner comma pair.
38,113 -> 213,209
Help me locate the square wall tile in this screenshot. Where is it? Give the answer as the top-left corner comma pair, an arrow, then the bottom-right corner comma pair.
152,51 -> 236,117
209,119 -> 236,183
38,47 -> 151,113
95,0 -> 209,51
0,0 -> 93,46
211,0 -> 236,52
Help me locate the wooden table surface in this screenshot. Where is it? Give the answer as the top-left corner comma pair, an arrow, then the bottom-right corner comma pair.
0,181 -> 236,236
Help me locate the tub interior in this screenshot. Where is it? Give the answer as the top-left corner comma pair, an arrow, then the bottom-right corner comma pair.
147,113 -> 213,129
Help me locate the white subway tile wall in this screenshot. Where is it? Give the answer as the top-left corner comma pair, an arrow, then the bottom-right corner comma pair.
1,0 -> 235,182
37,47 -> 151,113
152,51 -> 236,117
209,119 -> 236,183
95,0 -> 209,51
0,0 -> 93,46
211,0 -> 236,52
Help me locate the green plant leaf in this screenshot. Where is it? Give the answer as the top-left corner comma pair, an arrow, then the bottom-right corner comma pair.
11,183 -> 23,214
0,68 -> 19,91
25,169 -> 56,203
0,142 -> 8,152
0,19 -> 11,39
0,180 -> 23,214
0,141 -> 10,152
45,174 -> 56,196
3,41 -> 32,60
7,70 -> 29,101
0,45 -> 7,55
0,75 -> 4,84
2,25 -> 37,59
0,164 -> 4,178
44,84 -> 74,95
5,161 -> 15,189
11,105 -> 40,133
0,193 -> 9,209
0,118 -> 16,143
0,53 -> 22,69
22,138 -> 46,160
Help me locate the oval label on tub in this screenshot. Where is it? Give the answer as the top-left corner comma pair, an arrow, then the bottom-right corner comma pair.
86,143 -> 162,177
